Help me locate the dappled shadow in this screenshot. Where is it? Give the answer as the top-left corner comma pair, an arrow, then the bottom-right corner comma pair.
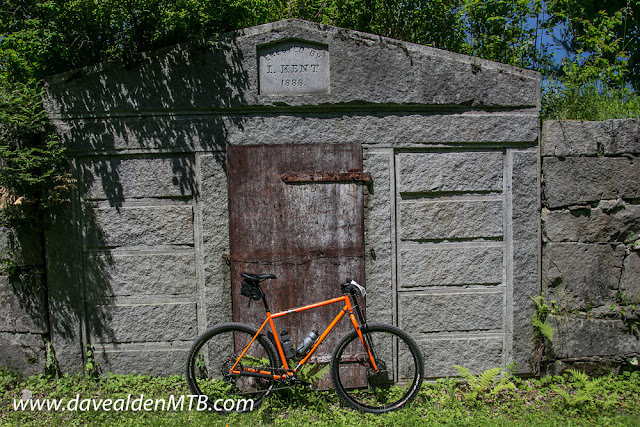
40,32 -> 251,369
2,224 -> 48,333
44,198 -> 116,345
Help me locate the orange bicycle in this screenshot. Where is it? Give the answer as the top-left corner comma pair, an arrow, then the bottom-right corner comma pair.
185,273 -> 424,414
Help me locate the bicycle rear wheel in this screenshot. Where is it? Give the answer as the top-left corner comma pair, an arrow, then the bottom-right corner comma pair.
185,322 -> 279,412
330,323 -> 424,413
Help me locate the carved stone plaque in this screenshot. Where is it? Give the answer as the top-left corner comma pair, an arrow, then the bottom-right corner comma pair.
258,40 -> 330,95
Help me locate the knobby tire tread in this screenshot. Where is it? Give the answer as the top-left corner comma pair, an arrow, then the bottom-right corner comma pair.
329,323 -> 424,413
185,322 -> 279,413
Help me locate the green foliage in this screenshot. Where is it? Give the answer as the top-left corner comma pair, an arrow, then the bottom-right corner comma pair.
546,0 -> 640,92
295,362 -> 330,385
453,365 -> 516,402
84,345 -> 100,380
462,0 -> 547,68
532,296 -> 554,343
542,3 -> 640,120
1,369 -> 640,425
0,0 -> 284,77
326,0 -> 468,53
552,369 -> 621,411
543,81 -> 640,120
0,77 -> 71,224
0,250 -> 18,276
530,296 -> 555,375
268,362 -> 331,411
44,339 -> 59,379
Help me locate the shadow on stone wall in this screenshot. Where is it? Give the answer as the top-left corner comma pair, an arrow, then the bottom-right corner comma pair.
36,35 -> 250,373
0,224 -> 48,375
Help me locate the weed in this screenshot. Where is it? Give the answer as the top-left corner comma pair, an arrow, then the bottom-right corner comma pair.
532,296 -> 554,343
552,369 -> 621,411
0,250 -> 17,276
531,296 -> 555,374
43,338 -> 59,378
295,362 -> 330,385
84,344 -> 100,380
452,366 -> 517,404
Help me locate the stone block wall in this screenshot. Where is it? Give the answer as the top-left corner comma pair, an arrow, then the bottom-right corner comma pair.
541,119 -> 640,374
0,226 -> 48,375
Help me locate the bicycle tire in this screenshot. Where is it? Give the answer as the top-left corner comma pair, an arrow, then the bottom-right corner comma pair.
185,322 -> 279,413
330,323 -> 424,413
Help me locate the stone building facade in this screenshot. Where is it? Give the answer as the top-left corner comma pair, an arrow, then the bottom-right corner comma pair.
3,19 -> 543,376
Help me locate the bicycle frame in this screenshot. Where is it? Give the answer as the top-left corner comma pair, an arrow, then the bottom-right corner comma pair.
229,293 -> 379,381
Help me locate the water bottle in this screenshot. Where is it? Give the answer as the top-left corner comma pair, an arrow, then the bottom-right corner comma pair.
280,330 -> 295,359
296,330 -> 319,356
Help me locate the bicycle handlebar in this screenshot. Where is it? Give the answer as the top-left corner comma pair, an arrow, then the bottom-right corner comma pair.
343,278 -> 366,297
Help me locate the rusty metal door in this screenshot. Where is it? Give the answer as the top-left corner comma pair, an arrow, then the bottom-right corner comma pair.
227,144 -> 366,365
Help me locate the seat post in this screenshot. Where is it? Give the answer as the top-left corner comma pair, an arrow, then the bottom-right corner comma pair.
260,286 -> 270,313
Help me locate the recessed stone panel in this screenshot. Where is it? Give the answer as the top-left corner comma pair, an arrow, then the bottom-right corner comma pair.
91,302 -> 197,344
418,336 -> 504,378
399,199 -> 503,241
85,205 -> 194,248
396,152 -> 503,194
95,347 -> 188,375
81,157 -> 195,200
84,252 -> 196,297
398,245 -> 503,288
399,291 -> 504,333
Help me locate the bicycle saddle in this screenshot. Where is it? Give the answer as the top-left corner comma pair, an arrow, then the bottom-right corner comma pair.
241,273 -> 276,282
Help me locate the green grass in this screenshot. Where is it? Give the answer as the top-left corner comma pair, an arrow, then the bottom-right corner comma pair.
542,82 -> 640,121
1,367 -> 639,426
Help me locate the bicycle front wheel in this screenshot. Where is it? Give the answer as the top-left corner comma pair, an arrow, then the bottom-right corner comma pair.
185,322 -> 279,413
330,323 -> 424,413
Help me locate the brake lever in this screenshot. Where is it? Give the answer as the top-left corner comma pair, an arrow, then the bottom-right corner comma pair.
345,278 -> 366,297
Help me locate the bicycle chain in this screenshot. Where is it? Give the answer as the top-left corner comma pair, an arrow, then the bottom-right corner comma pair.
240,365 -> 294,378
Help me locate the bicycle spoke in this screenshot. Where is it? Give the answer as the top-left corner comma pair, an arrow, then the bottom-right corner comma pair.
330,324 -> 423,413
186,323 -> 278,412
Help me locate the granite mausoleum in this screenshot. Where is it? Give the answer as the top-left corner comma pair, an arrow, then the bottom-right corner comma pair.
4,19 -> 546,376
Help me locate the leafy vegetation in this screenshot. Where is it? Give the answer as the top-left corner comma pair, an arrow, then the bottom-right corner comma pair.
1,0 -> 638,223
541,2 -> 640,120
1,367 -> 639,426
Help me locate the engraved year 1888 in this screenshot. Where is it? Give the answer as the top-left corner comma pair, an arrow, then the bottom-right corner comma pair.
281,79 -> 305,87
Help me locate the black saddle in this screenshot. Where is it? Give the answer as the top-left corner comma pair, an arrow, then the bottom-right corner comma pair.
241,273 -> 276,282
